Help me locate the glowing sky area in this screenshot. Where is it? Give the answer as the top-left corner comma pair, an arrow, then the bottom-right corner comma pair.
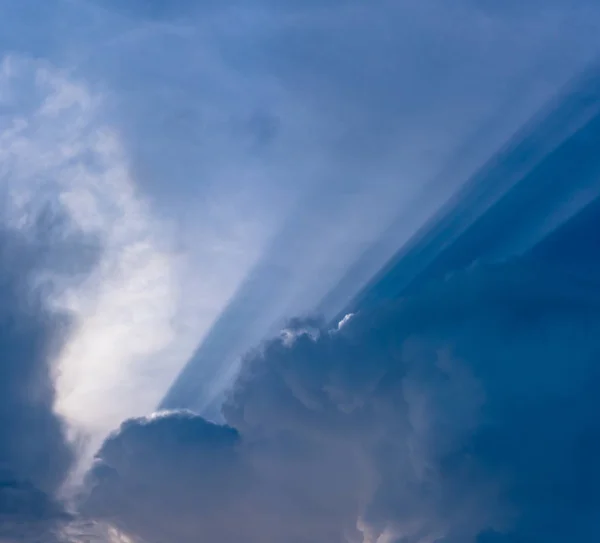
2,2 -> 600,542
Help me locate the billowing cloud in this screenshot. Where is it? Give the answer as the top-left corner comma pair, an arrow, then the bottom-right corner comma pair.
81,256 -> 600,542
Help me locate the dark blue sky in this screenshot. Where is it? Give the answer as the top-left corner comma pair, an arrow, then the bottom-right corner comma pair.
348,65 -> 600,313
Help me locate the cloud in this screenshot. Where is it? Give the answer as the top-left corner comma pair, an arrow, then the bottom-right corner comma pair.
0,477 -> 72,543
80,256 -> 600,542
0,55 -> 207,484
0,226 -> 77,496
0,208 -> 96,542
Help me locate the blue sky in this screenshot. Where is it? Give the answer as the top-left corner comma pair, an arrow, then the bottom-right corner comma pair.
1,1 -> 600,542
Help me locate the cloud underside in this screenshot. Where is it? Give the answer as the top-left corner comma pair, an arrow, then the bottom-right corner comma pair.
82,258 -> 600,543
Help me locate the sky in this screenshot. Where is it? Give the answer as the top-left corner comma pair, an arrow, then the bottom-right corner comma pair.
1,1 -> 600,542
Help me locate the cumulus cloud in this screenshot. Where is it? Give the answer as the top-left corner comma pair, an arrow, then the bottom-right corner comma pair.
80,257 -> 600,542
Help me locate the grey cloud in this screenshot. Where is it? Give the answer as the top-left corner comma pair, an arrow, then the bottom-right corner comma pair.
0,476 -> 71,543
0,208 -> 100,542
82,411 -> 357,542
81,257 -> 600,542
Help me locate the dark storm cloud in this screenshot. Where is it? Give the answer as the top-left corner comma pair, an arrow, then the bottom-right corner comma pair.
0,209 -> 100,542
82,256 -> 600,542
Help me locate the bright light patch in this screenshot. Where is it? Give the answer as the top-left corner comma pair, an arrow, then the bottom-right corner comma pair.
337,313 -> 354,331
